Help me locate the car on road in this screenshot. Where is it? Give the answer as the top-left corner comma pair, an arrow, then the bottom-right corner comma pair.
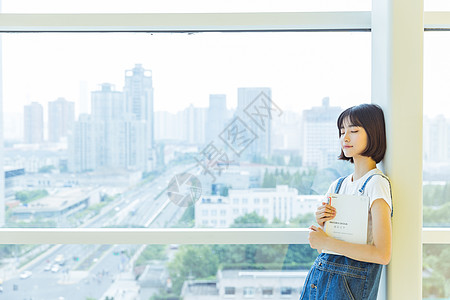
54,254 -> 66,266
20,270 -> 32,279
51,264 -> 60,273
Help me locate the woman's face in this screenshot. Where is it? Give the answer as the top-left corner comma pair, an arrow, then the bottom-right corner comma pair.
339,117 -> 368,159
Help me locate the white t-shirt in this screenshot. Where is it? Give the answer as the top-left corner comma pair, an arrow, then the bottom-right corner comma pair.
326,168 -> 392,245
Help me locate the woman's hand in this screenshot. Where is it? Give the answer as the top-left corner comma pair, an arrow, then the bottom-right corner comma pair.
315,202 -> 336,228
308,225 -> 330,252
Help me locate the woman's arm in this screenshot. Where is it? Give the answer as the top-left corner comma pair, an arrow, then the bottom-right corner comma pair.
309,198 -> 392,265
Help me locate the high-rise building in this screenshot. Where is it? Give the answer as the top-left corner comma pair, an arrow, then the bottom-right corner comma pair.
103,117 -> 146,171
69,83 -> 147,172
124,64 -> 154,149
24,102 -> 44,144
183,104 -> 207,145
91,83 -> 124,121
69,114 -> 103,172
272,110 -> 302,151
48,97 -> 75,142
302,97 -> 342,169
205,94 -> 227,143
237,87 -> 272,160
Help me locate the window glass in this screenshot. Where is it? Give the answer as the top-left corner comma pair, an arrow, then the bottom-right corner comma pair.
1,0 -> 370,13
425,0 -> 450,11
2,32 -> 369,228
423,244 -> 450,299
0,244 -> 314,299
423,32 -> 450,227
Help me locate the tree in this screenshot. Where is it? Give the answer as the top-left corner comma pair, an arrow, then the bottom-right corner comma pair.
135,245 -> 167,267
423,202 -> 450,226
423,182 -> 450,207
167,245 -> 219,294
15,190 -> 49,204
423,244 -> 450,298
282,244 -> 317,269
38,165 -> 55,173
289,213 -> 315,228
288,154 -> 302,166
262,170 -> 276,188
231,212 -> 267,228
172,206 -> 194,228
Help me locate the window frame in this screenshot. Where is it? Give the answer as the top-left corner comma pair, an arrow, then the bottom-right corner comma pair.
0,5 -> 450,300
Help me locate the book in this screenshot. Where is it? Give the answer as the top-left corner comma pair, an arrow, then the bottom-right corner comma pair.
323,193 -> 370,255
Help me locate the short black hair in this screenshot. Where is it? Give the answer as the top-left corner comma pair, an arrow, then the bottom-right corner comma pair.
337,104 -> 387,164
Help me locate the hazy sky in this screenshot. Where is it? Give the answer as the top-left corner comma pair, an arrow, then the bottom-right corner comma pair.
2,32 -> 371,117
1,1 -> 449,119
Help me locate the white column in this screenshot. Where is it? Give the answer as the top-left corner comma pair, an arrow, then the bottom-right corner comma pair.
372,0 -> 423,299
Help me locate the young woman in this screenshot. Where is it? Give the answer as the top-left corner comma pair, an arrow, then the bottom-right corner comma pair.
300,104 -> 393,300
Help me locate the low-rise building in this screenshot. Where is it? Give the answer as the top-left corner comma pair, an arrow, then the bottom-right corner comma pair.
11,188 -> 100,222
195,185 -> 323,227
5,167 -> 25,197
182,269 -> 308,300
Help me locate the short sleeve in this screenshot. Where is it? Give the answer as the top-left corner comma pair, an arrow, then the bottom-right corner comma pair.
366,175 -> 392,212
326,179 -> 340,195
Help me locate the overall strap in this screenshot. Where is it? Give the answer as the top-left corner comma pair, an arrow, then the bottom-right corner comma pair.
359,173 -> 393,217
334,176 -> 347,194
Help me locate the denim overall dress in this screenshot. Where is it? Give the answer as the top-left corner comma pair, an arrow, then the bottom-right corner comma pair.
299,173 -> 392,300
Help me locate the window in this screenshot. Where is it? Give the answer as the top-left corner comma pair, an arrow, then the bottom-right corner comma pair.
281,287 -> 293,295
423,31 -> 450,297
2,3 -> 439,299
225,286 -> 236,295
423,244 -> 450,299
262,287 -> 274,296
243,287 -> 255,297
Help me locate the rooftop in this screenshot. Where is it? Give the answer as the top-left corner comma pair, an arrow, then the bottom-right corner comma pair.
13,188 -> 91,213
182,280 -> 219,296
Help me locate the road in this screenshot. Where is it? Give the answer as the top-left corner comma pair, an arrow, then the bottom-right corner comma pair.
0,163 -> 197,299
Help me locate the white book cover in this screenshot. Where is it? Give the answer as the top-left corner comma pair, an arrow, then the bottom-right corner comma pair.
323,193 -> 370,255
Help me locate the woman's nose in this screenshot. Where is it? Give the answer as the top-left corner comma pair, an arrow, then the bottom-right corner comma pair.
342,133 -> 350,142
